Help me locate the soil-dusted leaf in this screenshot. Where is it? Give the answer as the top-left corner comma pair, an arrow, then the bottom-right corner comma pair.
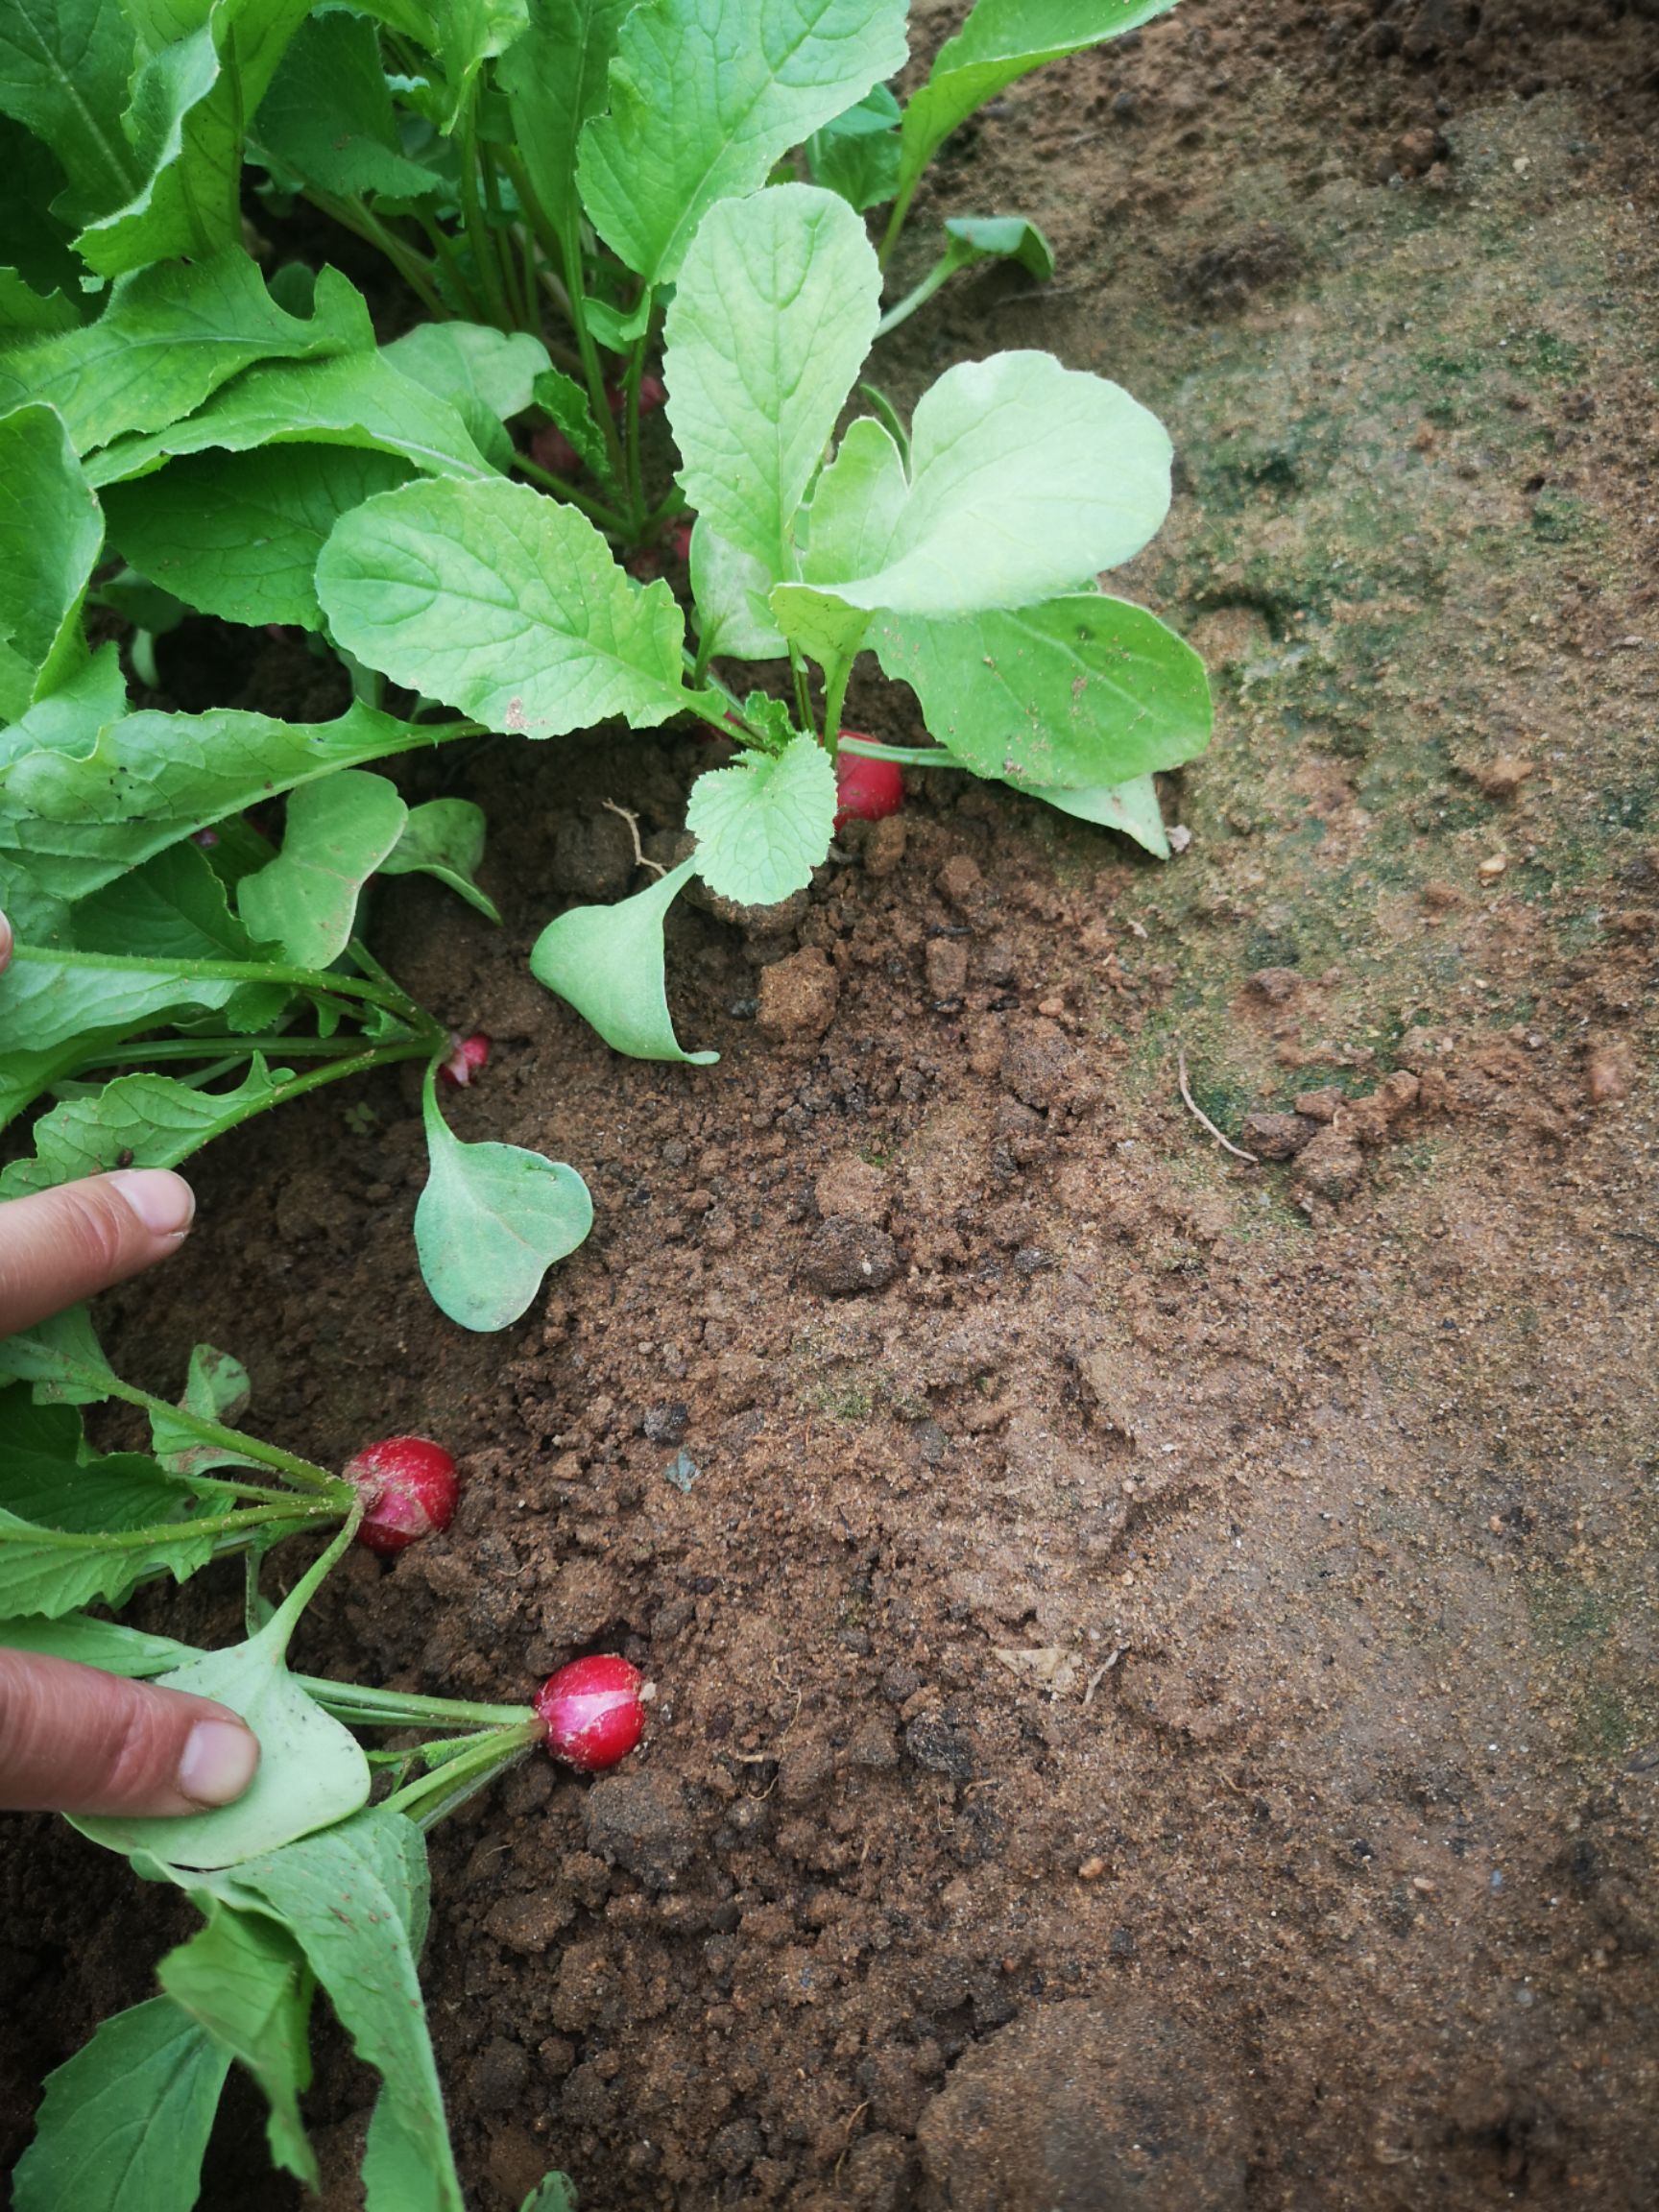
689,520 -> 788,661
0,1503 -> 219,1619
379,796 -> 501,921
74,0 -> 315,278
0,402 -> 100,720
1020,769 -> 1171,856
0,255 -> 368,456
101,444 -> 414,630
415,1065 -> 592,1332
11,1995 -> 231,2212
0,1063 -> 288,1203
778,351 -> 1172,622
0,699 -> 433,903
158,1906 -> 317,2185
237,769 -> 408,967
896,0 -> 1180,211
151,1342 -> 257,1476
806,82 -> 902,211
318,476 -> 688,735
0,1609 -> 199,1674
75,1527 -> 373,1869
0,0 -> 138,218
531,366 -> 613,481
208,1809 -> 464,2212
384,320 -> 549,472
499,0 -> 633,235
664,183 -> 879,583
0,1303 -> 113,1404
89,343 -> 496,489
576,0 -> 909,287
252,7 -> 440,201
685,734 -> 836,906
875,592 -> 1212,791
531,854 -> 717,1065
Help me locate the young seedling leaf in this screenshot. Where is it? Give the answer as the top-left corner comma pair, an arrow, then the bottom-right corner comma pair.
318,476 -> 687,735
690,520 -> 788,661
875,592 -> 1212,790
798,415 -> 909,589
0,0 -> 139,218
252,8 -> 441,201
11,1995 -> 231,2212
0,251 -> 365,454
519,2178 -> 580,2212
0,1609 -> 200,1676
944,213 -> 1055,278
685,735 -> 837,906
415,1064 -> 593,1332
896,0 -> 1181,213
576,0 -> 909,286
157,1905 -> 318,2186
0,1063 -> 291,1204
531,366 -> 613,480
806,83 -> 902,211
531,854 -> 716,1065
378,796 -> 501,921
0,402 -> 101,720
102,444 -> 415,630
499,0 -> 635,235
664,183 -> 879,585
0,699 -> 433,904
1020,769 -> 1172,856
151,1343 -> 258,1477
74,1526 -> 373,1868
782,351 -> 1172,619
237,768 -> 409,967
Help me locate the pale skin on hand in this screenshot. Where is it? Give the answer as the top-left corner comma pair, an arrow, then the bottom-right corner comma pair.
0,908 -> 260,1815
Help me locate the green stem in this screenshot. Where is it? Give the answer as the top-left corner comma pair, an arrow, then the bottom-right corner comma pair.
512,452 -> 631,533
383,1718 -> 542,1830
416,210 -> 486,322
875,241 -> 973,339
306,190 -> 447,320
90,1371 -> 349,1498
878,174 -> 922,271
789,647 -> 817,741
78,1035 -> 388,1068
621,333 -> 648,532
546,198 -> 628,487
456,95 -> 513,331
837,734 -> 952,768
478,142 -> 529,329
297,1679 -> 533,1728
8,1499 -> 341,1552
8,942 -> 414,1017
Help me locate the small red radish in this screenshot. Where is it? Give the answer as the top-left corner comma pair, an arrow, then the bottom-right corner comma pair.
531,424 -> 583,478
665,517 -> 693,565
438,1031 -> 491,1088
607,375 -> 666,419
536,1655 -> 646,1771
344,1436 -> 459,1555
834,743 -> 904,830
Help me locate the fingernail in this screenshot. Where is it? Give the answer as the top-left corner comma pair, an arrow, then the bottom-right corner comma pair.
108,1168 -> 196,1238
0,909 -> 12,964
178,1719 -> 259,1807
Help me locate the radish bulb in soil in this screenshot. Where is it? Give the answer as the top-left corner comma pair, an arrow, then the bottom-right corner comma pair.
834,743 -> 903,830
438,1031 -> 491,1087
344,1436 -> 460,1554
537,1656 -> 646,1770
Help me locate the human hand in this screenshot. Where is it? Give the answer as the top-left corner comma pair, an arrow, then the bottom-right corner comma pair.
0,909 -> 259,1815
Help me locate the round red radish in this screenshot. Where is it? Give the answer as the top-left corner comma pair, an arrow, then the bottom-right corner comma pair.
536,1655 -> 646,1772
438,1031 -> 491,1088
344,1436 -> 459,1555
834,744 -> 904,830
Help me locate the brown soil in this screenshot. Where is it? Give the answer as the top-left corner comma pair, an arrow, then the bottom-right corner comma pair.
6,3 -> 1659,2207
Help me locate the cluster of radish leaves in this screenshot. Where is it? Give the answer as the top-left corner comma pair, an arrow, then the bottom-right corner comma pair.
0,1328 -> 568,2212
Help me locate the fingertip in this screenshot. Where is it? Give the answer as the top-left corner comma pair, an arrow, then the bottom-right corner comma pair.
177,1716 -> 260,1808
0,908 -> 12,969
107,1167 -> 196,1240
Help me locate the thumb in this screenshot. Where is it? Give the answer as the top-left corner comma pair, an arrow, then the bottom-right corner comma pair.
0,1649 -> 260,1816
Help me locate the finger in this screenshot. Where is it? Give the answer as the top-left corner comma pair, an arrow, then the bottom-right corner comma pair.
0,1170 -> 196,1334
0,1649 -> 259,1816
0,907 -> 12,972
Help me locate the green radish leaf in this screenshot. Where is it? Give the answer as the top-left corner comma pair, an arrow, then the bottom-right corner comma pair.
379,796 -> 501,922
415,1065 -> 592,1332
0,699 -> 433,903
0,1483 -> 221,1620
1020,769 -> 1172,856
0,252 -> 364,455
102,444 -> 415,630
774,351 -> 1171,622
158,1906 -> 318,2186
576,0 -> 909,286
532,366 -> 613,481
531,854 -> 715,1065
151,1343 -> 257,1477
583,295 -> 649,353
499,0 -> 634,235
252,8 -> 440,201
0,402 -> 100,719
438,0 -> 529,127
795,415 -> 908,593
943,212 -> 1055,278
0,1303 -> 113,1405
0,267 -> 82,337
690,520 -> 788,661
237,768 -> 408,967
685,734 -> 836,906
11,1996 -> 230,2212
318,476 -> 688,735
663,183 -> 879,585
519,2178 -> 580,2212
74,1527 -> 373,1868
206,1809 -> 464,2212
875,592 -> 1212,791
0,1383 -> 199,1528
896,0 -> 1180,212
384,320 -> 549,472
363,2091 -> 465,2212
0,642 -> 125,780
97,565 -> 187,637
0,1609 -> 200,1675
73,840 -> 275,968
0,1062 -> 291,1203
806,83 -> 902,211
0,0 -> 138,219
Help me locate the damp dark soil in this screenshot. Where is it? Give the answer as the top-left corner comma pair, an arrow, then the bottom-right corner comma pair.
6,2 -> 1659,2206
